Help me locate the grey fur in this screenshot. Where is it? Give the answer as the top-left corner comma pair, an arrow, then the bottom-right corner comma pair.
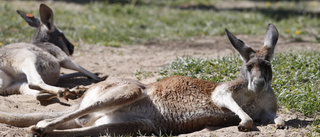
0,4 -> 101,99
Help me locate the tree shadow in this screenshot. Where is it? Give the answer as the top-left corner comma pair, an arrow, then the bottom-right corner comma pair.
38,97 -> 72,106
43,0 -> 320,21
206,124 -> 260,132
174,4 -> 320,21
56,72 -> 108,89
285,118 -> 315,128
249,0 -> 313,1
43,0 -> 133,4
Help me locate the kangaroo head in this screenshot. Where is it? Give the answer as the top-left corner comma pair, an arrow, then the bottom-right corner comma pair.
225,24 -> 278,92
16,4 -> 74,55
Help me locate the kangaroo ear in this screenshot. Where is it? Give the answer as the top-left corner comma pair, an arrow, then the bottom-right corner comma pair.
39,4 -> 55,32
262,24 -> 279,61
225,28 -> 255,62
17,10 -> 40,28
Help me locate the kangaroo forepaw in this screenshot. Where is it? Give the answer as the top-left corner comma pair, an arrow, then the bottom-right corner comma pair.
237,119 -> 253,132
58,89 -> 79,100
36,93 -> 57,100
275,116 -> 286,129
237,125 -> 250,132
276,125 -> 287,129
276,124 -> 288,129
91,72 -> 108,81
28,126 -> 45,137
100,74 -> 109,81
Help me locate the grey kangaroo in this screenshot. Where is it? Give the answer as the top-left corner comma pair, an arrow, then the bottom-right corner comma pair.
0,4 -> 101,100
0,24 -> 285,136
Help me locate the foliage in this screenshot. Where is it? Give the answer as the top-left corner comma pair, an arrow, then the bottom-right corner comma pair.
159,56 -> 241,82
134,69 -> 153,80
272,52 -> 320,117
1,1 -> 320,46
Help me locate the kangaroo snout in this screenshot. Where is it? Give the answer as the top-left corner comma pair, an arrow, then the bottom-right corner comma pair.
251,78 -> 266,91
254,78 -> 265,86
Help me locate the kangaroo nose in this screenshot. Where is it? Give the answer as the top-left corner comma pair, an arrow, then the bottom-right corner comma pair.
254,79 -> 265,87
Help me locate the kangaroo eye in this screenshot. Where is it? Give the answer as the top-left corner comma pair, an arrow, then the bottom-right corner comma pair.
262,61 -> 271,67
265,61 -> 271,66
246,64 -> 253,71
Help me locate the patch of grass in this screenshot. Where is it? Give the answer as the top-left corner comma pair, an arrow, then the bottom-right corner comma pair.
159,52 -> 320,118
134,69 -> 153,80
272,52 -> 320,117
0,3 -> 34,46
1,1 -> 320,46
159,56 -> 241,82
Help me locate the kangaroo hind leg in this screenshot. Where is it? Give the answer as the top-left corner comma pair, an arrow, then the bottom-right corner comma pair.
31,119 -> 156,137
60,59 -> 102,81
29,81 -> 147,136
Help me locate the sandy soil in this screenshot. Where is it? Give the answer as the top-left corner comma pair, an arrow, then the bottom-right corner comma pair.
0,35 -> 319,136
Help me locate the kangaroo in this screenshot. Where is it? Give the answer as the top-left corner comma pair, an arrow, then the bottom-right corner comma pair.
0,24 -> 285,136
0,4 -> 101,100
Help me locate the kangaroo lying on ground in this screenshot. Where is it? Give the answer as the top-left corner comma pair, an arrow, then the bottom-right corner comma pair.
0,4 -> 101,100
0,24 -> 285,136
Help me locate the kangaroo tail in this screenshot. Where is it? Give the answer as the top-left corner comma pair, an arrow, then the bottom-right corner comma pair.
0,104 -> 79,127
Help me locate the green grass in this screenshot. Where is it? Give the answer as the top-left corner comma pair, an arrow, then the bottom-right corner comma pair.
1,0 -> 320,46
159,56 -> 242,82
272,52 -> 320,117
134,69 -> 153,80
159,52 -> 320,118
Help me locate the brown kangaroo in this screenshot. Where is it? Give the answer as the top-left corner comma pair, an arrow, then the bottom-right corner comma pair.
0,4 -> 101,100
0,24 -> 285,136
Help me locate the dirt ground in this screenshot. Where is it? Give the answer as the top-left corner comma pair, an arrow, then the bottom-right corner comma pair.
0,35 -> 319,136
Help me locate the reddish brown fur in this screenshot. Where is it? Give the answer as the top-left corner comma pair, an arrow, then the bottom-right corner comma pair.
256,46 -> 274,60
146,75 -> 239,134
152,75 -> 220,96
256,46 -> 268,56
